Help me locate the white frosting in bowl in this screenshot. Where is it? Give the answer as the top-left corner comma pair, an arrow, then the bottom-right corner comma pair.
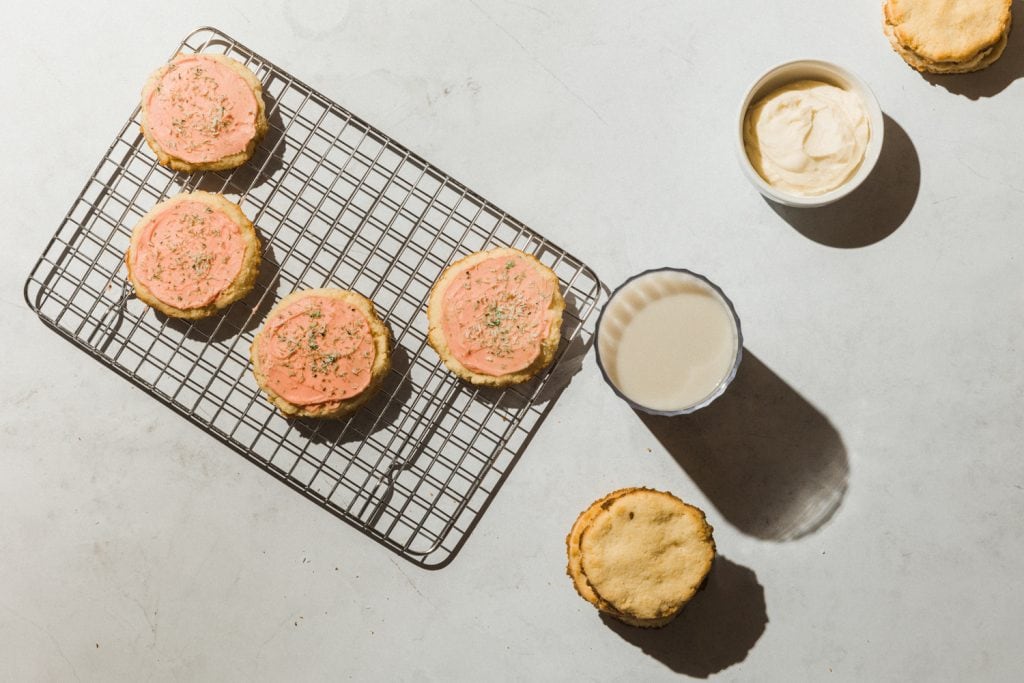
744,80 -> 870,197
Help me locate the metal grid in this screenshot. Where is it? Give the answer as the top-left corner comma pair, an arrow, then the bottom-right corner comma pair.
23,27 -> 603,567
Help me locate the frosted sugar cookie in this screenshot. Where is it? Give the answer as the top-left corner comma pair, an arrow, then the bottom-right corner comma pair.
251,289 -> 391,419
126,191 -> 260,319
427,248 -> 564,387
141,53 -> 268,171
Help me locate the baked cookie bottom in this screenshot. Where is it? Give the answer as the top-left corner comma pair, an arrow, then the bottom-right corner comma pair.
884,9 -> 1012,73
883,0 -> 1013,63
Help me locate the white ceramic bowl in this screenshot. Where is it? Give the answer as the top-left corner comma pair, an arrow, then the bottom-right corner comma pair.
737,59 -> 884,208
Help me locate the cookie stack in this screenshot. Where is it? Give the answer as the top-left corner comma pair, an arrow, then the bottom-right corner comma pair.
883,0 -> 1013,74
566,488 -> 715,628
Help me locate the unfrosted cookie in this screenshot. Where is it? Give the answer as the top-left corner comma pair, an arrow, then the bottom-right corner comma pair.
884,18 -> 1010,73
141,53 -> 269,172
566,488 -> 634,609
126,191 -> 261,319
566,488 -> 677,628
427,247 -> 564,387
883,0 -> 1013,73
251,289 -> 391,419
576,489 -> 715,627
884,16 -> 1011,73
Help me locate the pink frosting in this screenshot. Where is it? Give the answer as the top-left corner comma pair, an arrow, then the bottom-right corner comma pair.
441,254 -> 557,375
131,200 -> 245,309
255,296 -> 376,407
145,54 -> 259,163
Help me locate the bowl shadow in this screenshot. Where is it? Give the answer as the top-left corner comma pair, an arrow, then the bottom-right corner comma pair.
765,113 -> 919,248
600,556 -> 767,678
162,236 -> 281,344
922,0 -> 1024,99
638,349 -> 849,541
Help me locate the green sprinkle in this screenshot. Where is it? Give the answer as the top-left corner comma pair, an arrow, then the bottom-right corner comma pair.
486,303 -> 503,327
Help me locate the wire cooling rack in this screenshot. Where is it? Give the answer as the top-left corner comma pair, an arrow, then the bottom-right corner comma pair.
23,27 -> 603,567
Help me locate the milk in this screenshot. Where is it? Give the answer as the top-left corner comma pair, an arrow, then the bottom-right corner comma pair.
597,270 -> 741,413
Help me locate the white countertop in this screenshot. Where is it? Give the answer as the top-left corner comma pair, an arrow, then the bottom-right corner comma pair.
4,1 -> 1023,680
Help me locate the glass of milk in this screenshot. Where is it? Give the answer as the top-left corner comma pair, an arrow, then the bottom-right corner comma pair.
596,268 -> 743,415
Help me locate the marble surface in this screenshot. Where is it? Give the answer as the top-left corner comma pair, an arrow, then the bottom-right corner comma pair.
3,1 -> 1023,680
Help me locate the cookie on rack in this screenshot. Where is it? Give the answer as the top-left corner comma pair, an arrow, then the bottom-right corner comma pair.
141,52 -> 269,171
126,191 -> 261,319
427,247 -> 564,387
883,0 -> 1013,73
566,488 -> 715,628
250,288 -> 391,419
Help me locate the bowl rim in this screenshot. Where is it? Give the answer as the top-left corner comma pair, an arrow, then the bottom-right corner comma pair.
594,267 -> 744,417
736,58 -> 885,208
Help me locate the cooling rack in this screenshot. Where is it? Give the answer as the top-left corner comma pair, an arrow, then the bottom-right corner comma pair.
23,27 -> 603,567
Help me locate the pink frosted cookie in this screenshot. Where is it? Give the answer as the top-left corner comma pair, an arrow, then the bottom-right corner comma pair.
251,289 -> 392,419
141,53 -> 268,171
126,191 -> 260,319
427,247 -> 564,387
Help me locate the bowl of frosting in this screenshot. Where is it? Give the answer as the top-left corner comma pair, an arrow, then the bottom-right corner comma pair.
737,59 -> 884,208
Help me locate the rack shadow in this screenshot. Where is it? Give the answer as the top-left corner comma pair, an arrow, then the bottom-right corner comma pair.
85,280 -> 133,356
163,237 -> 281,344
474,290 -> 592,410
181,91 -> 289,195
291,341 -> 415,447
923,1 -> 1024,99
765,113 -> 919,248
345,379 -> 466,535
601,556 -> 767,678
639,349 -> 848,541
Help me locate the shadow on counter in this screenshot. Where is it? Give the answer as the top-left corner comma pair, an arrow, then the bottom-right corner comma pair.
638,349 -> 848,541
601,556 -> 767,678
766,113 -> 919,248
923,0 -> 1024,99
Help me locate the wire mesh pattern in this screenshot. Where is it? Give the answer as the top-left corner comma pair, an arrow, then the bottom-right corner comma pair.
23,27 -> 604,567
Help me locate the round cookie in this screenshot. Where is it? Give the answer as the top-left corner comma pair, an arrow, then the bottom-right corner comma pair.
141,53 -> 269,172
883,0 -> 1013,73
126,191 -> 261,319
578,489 -> 715,626
250,289 -> 391,419
566,488 -> 635,609
427,247 -> 564,387
566,488 -> 677,628
884,20 -> 1010,73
